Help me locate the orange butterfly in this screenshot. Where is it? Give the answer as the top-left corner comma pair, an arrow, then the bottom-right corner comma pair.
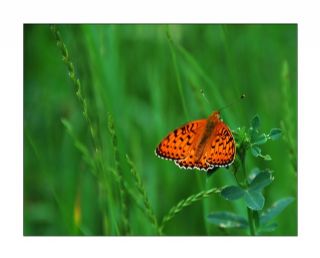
155,111 -> 236,171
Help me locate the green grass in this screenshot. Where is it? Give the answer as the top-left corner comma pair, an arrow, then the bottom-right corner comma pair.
24,24 -> 297,236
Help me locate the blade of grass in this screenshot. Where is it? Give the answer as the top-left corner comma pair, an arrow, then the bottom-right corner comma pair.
160,187 -> 221,232
280,60 -> 297,173
126,154 -> 162,235
50,25 -> 119,235
166,26 -> 189,120
168,28 -> 225,114
107,113 -> 131,235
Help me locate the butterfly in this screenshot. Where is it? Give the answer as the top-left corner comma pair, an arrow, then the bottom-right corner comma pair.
155,111 -> 236,172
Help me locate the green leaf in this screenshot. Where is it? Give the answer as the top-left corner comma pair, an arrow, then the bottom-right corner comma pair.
251,145 -> 261,157
250,127 -> 259,142
259,223 -> 278,233
251,115 -> 260,130
248,171 -> 274,192
244,191 -> 265,210
207,211 -> 248,228
268,128 -> 282,140
252,133 -> 268,145
221,186 -> 245,201
261,154 -> 272,161
61,118 -> 73,132
260,197 -> 294,225
248,167 -> 261,184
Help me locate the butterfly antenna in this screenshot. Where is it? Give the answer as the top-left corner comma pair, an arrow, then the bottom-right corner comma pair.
218,93 -> 246,112
200,89 -> 211,105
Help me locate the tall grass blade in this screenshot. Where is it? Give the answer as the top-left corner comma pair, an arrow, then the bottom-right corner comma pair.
107,113 -> 130,235
166,27 -> 189,120
160,187 -> 221,232
126,154 -> 162,235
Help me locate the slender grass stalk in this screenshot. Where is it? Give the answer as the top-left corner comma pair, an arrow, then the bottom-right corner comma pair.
107,166 -> 153,217
238,145 -> 256,236
166,27 -> 189,120
189,84 -> 209,116
281,60 -> 297,173
174,38 -> 218,93
220,25 -> 240,93
50,25 -> 118,235
126,154 -> 162,235
61,119 -> 95,171
107,113 -> 130,235
50,25 -> 105,179
160,187 -> 221,232
25,131 -> 67,228
168,30 -> 228,116
50,25 -> 98,148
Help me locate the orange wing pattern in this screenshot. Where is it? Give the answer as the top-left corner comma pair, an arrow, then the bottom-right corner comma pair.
198,122 -> 235,169
155,120 -> 206,161
173,123 -> 235,170
155,111 -> 236,172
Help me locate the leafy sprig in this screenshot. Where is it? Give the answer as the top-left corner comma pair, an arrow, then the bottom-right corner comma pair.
207,115 -> 294,235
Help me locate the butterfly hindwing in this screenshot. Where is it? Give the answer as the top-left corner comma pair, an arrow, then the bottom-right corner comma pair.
174,155 -> 213,170
203,122 -> 236,167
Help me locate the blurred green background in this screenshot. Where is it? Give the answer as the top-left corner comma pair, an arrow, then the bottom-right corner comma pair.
24,24 -> 297,236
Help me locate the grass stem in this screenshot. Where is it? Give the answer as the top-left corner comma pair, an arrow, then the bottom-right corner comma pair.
166,26 -> 189,120
160,187 -> 221,233
126,154 -> 162,235
50,25 -> 117,235
107,113 -> 130,235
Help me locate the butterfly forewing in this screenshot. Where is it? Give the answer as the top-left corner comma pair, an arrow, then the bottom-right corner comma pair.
155,120 -> 206,161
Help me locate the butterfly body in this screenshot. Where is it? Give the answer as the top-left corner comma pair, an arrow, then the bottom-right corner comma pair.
155,111 -> 236,171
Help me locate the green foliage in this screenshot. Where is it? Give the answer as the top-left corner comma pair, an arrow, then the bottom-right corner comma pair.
207,212 -> 248,229
24,24 -> 297,236
221,186 -> 245,200
208,115 -> 294,235
247,115 -> 281,161
248,170 -> 274,192
244,191 -> 265,211
260,197 -> 295,225
269,128 -> 282,140
251,115 -> 260,130
251,145 -> 262,157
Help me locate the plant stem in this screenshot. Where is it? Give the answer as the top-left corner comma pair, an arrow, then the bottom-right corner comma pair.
126,154 -> 162,236
107,113 -> 130,235
239,147 -> 256,236
247,208 -> 256,236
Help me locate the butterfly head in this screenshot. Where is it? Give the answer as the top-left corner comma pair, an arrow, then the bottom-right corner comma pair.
210,111 -> 221,124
